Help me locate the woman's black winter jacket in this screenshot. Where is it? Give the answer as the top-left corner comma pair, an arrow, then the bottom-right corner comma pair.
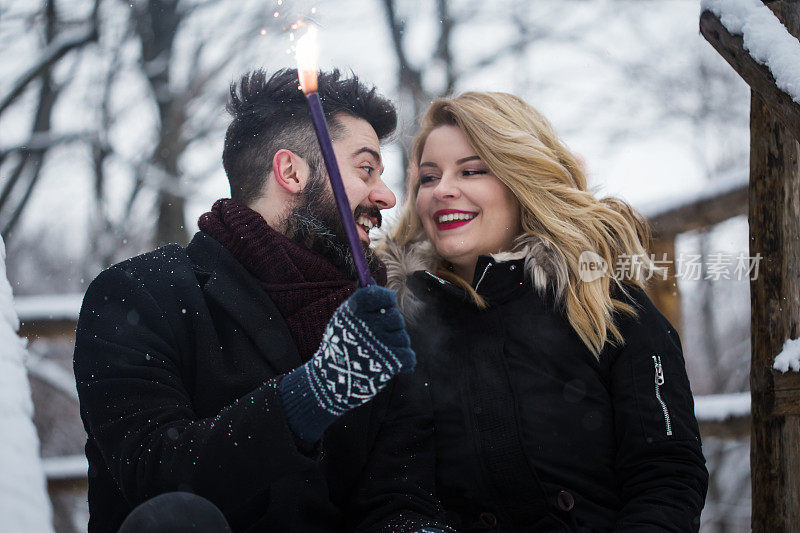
394,253 -> 708,532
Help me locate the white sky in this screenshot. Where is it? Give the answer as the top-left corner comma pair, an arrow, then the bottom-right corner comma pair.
1,0 -> 751,259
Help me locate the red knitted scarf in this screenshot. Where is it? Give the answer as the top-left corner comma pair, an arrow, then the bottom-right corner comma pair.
198,198 -> 387,363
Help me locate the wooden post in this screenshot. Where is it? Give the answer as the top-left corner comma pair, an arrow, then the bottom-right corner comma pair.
648,236 -> 682,337
749,4 -> 800,530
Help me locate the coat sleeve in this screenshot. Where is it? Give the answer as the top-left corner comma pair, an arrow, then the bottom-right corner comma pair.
609,287 -> 709,532
73,265 -> 318,523
348,372 -> 454,532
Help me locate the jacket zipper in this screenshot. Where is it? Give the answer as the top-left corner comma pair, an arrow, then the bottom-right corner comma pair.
473,263 -> 492,292
652,354 -> 673,436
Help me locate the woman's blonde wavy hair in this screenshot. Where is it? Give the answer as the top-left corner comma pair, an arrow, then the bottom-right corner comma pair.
385,92 -> 658,357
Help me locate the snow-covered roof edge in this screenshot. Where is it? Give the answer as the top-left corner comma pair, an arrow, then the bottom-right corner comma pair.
702,0 -> 800,104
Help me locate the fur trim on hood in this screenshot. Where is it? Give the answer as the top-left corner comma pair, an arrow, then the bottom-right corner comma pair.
376,233 -> 569,317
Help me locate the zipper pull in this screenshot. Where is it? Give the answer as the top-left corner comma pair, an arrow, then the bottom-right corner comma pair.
652,354 -> 665,386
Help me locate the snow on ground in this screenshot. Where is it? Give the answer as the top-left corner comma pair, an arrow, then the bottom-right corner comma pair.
694,392 -> 750,421
774,337 -> 800,372
0,235 -> 54,532
703,0 -> 800,103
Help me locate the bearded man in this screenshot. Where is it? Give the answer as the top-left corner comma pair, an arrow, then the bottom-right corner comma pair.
73,69 -> 443,533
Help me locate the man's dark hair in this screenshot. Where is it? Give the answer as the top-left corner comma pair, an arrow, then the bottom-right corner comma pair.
222,68 -> 397,205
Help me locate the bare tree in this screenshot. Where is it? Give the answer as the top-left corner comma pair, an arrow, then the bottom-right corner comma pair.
0,0 -> 99,240
128,0 -> 190,246
378,0 -> 622,185
111,0 -> 285,248
2,0 -> 289,277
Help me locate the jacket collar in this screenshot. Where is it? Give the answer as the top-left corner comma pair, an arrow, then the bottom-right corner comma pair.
186,231 -> 301,374
377,233 -> 568,317
471,254 -> 529,302
410,255 -> 530,306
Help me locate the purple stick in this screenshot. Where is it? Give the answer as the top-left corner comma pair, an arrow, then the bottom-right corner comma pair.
305,92 -> 373,287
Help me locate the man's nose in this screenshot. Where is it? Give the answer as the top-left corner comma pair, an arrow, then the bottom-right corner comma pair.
370,179 -> 397,209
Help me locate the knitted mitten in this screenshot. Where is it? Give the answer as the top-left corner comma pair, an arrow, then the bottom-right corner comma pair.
279,285 -> 416,443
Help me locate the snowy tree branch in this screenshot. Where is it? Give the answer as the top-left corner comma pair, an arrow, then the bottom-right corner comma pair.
0,21 -> 98,116
0,131 -> 96,162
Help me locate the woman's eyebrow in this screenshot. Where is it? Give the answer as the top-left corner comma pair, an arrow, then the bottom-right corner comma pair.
419,155 -> 480,168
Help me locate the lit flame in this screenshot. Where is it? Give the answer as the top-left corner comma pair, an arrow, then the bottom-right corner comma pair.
296,24 -> 318,94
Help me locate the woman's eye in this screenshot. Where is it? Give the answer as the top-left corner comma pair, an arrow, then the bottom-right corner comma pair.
419,175 -> 439,185
463,169 -> 487,176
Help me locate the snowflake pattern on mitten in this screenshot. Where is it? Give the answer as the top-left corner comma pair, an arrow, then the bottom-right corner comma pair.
306,303 -> 404,416
280,285 -> 415,443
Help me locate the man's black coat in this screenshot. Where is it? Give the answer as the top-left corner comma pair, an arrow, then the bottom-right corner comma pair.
73,232 -> 439,532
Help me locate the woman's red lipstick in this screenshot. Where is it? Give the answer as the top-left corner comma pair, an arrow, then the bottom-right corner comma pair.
433,209 -> 478,231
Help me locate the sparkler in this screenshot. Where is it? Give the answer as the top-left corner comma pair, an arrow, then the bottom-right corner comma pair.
296,25 -> 374,287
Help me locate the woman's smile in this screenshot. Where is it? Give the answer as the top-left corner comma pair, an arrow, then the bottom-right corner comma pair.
433,209 -> 479,231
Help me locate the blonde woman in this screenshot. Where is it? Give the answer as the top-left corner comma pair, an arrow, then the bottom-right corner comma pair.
378,93 -> 708,532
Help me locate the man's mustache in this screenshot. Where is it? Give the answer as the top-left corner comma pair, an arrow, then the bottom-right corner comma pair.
354,204 -> 382,229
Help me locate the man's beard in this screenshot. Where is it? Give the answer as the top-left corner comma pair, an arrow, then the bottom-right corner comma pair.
284,166 -> 382,280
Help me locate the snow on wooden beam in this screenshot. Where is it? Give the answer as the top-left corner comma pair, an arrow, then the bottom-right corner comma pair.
14,293 -> 83,340
704,0 -> 800,101
647,181 -> 748,239
695,392 -> 751,421
695,392 -> 751,439
13,293 -> 83,322
700,9 -> 800,143
42,455 -> 88,494
41,455 -> 87,481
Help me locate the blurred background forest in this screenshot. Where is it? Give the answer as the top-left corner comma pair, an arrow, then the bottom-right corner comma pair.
1,0 -> 752,531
